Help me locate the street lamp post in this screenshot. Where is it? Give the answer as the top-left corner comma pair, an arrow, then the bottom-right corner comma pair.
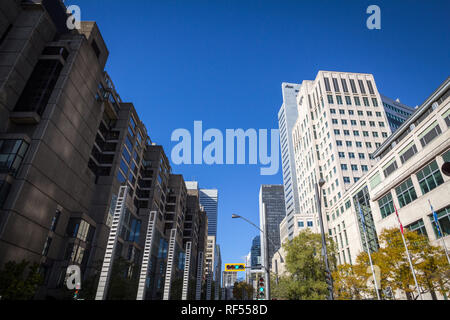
232,213 -> 284,300
315,178 -> 334,300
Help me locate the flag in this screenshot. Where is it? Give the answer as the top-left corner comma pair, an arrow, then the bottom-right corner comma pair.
429,201 -> 442,237
393,204 -> 404,234
358,203 -> 366,232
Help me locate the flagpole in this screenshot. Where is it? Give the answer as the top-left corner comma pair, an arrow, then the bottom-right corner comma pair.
428,200 -> 450,265
394,204 -> 423,300
358,204 -> 381,300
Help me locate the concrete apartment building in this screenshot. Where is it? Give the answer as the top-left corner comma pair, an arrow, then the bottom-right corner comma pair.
0,0 -> 207,300
259,185 -> 285,270
324,77 -> 450,299
278,83 -> 301,240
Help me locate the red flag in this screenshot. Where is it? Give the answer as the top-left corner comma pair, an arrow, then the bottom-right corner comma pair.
394,204 -> 404,234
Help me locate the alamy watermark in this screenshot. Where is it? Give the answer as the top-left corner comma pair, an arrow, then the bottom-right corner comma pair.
366,5 -> 381,30
170,121 -> 280,175
66,265 -> 81,290
66,5 -> 81,30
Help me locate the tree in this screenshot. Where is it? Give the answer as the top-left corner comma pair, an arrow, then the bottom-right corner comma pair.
334,228 -> 450,300
332,263 -> 368,300
270,229 -> 337,300
0,260 -> 43,300
232,280 -> 254,300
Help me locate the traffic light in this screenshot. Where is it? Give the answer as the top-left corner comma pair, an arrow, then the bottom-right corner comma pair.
257,276 -> 265,300
73,289 -> 79,300
225,263 -> 246,272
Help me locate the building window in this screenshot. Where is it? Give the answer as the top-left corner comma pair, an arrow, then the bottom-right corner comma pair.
0,180 -> 11,208
429,206 -> 450,238
298,221 -> 304,228
330,108 -> 336,114
416,160 -> 444,195
307,221 -> 313,227
341,119 -> 347,125
0,139 -> 29,176
50,209 -> 61,232
349,79 -> 357,93
332,119 -> 338,124
324,77 -> 331,91
358,80 -> 366,94
363,131 -> 369,137
358,153 -> 365,159
363,97 -> 370,107
419,122 -> 442,147
346,141 -> 352,147
332,78 -> 340,92
42,237 -> 52,257
354,97 -> 361,106
372,132 -> 379,137
395,178 -> 417,208
348,152 -> 355,159
367,80 -> 375,94
341,79 -> 349,92
345,96 -> 352,105
351,164 -> 358,171
334,129 -> 340,135
14,59 -> 63,116
117,170 -> 126,184
399,143 -> 418,164
372,98 -> 378,107
344,130 -> 350,136
406,219 -> 428,237
362,165 -> 368,172
383,159 -> 398,178
341,164 -> 348,171
356,141 -> 362,147
338,152 -> 345,158
339,109 -> 345,115
343,177 -> 351,184
327,95 -> 334,104
378,192 -> 394,219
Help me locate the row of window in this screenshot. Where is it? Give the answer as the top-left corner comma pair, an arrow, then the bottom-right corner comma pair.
378,154 -> 447,219
327,95 -> 378,108
337,140 -> 374,149
324,77 -> 375,95
334,129 -> 387,139
332,118 -> 385,128
330,108 -> 382,117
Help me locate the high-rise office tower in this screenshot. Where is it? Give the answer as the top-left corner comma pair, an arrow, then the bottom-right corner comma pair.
291,71 -> 414,232
278,83 -> 302,240
199,189 -> 219,237
259,185 -> 285,270
250,235 -> 261,268
380,95 -> 415,133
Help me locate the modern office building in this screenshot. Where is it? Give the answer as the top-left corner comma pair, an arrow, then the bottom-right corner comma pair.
278,83 -> 302,240
222,270 -> 237,288
214,244 -> 222,300
291,71 -> 414,236
0,0 -> 206,300
199,188 -> 219,237
259,185 -> 285,270
324,77 -> 450,299
204,235 -> 216,299
380,94 -> 416,132
250,235 -> 261,268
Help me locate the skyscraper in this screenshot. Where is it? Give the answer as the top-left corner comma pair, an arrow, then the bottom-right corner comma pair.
278,83 -> 302,240
259,185 -> 285,270
199,189 -> 219,237
291,71 -> 414,242
250,235 -> 261,268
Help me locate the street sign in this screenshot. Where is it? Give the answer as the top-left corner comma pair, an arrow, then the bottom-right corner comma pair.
225,263 -> 246,272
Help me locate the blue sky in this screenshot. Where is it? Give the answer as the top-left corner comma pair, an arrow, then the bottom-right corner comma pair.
67,0 -> 450,277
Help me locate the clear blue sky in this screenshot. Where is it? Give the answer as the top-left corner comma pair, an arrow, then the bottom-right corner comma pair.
67,0 -> 450,274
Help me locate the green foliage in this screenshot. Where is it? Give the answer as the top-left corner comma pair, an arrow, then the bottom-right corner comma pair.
232,280 -> 254,300
0,260 -> 43,300
270,229 -> 337,300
